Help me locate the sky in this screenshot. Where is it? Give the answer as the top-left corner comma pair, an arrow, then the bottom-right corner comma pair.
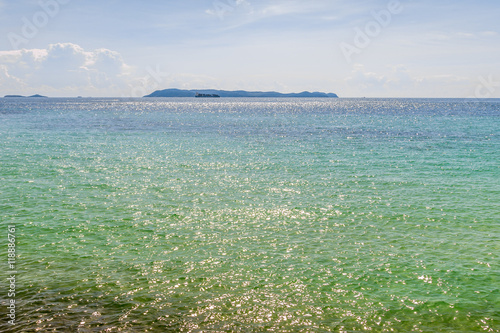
0,0 -> 499,98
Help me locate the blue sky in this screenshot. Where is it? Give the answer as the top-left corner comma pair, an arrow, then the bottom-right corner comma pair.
0,0 -> 499,97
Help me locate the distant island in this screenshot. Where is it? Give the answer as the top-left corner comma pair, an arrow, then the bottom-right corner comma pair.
145,89 -> 338,98
4,94 -> 48,98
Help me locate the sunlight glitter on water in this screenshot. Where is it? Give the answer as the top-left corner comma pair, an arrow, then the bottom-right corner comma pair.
0,98 -> 498,332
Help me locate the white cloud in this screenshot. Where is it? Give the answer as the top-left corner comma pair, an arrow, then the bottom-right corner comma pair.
480,31 -> 498,37
425,30 -> 498,43
0,43 -> 132,96
256,0 -> 331,18
345,64 -> 388,94
456,32 -> 476,39
205,1 -> 328,30
343,64 -> 474,97
0,64 -> 24,90
205,0 -> 252,19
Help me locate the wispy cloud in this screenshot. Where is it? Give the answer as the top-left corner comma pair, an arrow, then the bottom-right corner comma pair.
205,0 -> 336,32
480,30 -> 498,37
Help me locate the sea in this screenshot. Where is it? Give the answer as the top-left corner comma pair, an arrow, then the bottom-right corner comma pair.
0,97 -> 498,332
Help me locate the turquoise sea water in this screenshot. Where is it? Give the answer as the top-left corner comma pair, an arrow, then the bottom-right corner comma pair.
0,98 -> 499,332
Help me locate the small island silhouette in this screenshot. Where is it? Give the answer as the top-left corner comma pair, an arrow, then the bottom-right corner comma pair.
145,89 -> 338,98
4,94 -> 48,98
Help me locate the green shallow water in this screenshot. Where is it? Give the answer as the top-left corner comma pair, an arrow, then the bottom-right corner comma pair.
0,98 -> 499,332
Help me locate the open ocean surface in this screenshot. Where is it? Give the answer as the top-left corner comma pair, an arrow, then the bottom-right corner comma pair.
0,97 -> 499,332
